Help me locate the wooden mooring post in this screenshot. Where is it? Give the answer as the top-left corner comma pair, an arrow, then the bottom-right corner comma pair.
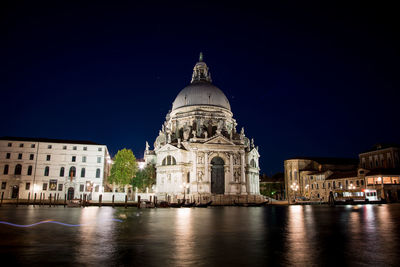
33,193 -> 36,206
137,195 -> 141,208
0,192 -> 3,207
49,194 -> 52,207
64,194 -> 67,208
99,194 -> 102,207
125,195 -> 128,209
112,194 -> 115,208
39,193 -> 42,206
16,193 -> 19,207
27,192 -> 31,205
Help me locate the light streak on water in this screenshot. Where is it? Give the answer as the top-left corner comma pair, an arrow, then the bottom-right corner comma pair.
0,219 -> 123,228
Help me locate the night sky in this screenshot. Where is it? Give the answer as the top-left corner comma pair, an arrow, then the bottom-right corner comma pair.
1,1 -> 399,175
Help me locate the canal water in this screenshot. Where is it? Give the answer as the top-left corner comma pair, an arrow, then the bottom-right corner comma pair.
0,204 -> 399,266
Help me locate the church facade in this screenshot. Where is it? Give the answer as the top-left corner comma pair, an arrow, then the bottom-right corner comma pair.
145,54 -> 260,203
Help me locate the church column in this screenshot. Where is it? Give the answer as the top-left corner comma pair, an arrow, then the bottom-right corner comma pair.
230,154 -> 234,182
205,152 -> 209,182
241,152 -> 247,194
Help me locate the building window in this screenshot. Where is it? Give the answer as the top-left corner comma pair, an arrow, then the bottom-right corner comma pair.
82,156 -> 86,163
97,157 -> 101,163
311,184 -> 314,189
27,165 -> 33,176
25,182 -> 30,190
83,147 -> 87,151
333,181 -> 336,189
162,155 -> 176,166
316,183 -> 319,189
69,166 -> 76,177
356,180 -> 360,186
81,168 -> 85,178
1,182 -> 6,189
3,165 -> 9,175
73,146 -> 77,150
48,145 -> 52,149
18,153 -> 22,160
63,145 -> 67,150
328,182 -> 331,189
60,167 -> 65,177
43,183 -> 48,190
95,185 -> 99,192
338,182 -> 342,188
44,166 -> 50,176
46,155 -> 51,161
72,156 -> 76,162
15,164 -> 22,175
30,154 -> 34,160
49,180 -> 57,191
58,184 -> 63,191
361,180 -> 364,186
31,144 -> 35,148
19,143 -> 24,147
98,147 -> 102,152
8,143 -> 12,147
96,168 -> 101,178
80,184 -> 84,192
6,153 -> 10,159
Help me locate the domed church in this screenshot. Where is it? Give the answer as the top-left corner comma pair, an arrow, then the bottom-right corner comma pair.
144,53 -> 261,203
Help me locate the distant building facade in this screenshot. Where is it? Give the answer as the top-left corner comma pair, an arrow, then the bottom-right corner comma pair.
0,137 -> 111,200
284,144 -> 400,203
144,54 -> 261,203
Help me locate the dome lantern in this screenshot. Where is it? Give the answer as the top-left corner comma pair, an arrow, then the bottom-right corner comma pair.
191,52 -> 212,83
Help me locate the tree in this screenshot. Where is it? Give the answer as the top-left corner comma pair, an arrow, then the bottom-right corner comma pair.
108,149 -> 138,190
132,164 -> 156,192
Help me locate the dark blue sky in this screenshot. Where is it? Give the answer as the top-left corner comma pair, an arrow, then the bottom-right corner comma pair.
1,1 -> 399,175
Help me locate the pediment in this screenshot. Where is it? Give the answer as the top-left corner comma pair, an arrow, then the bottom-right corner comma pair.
156,144 -> 179,153
204,135 -> 235,146
249,147 -> 260,158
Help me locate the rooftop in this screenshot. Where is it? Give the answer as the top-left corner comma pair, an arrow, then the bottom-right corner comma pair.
0,136 -> 103,146
286,157 -> 359,165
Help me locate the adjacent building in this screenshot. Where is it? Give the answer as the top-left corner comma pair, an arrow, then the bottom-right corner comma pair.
0,137 -> 111,200
284,144 -> 400,203
144,54 -> 261,203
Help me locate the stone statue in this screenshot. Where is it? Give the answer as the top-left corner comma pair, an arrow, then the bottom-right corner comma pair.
145,141 -> 150,151
198,171 -> 203,182
167,134 -> 171,144
178,138 -> 181,148
240,127 -> 245,140
251,138 -> 254,148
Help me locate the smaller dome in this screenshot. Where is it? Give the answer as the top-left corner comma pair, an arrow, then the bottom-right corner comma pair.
172,81 -> 231,111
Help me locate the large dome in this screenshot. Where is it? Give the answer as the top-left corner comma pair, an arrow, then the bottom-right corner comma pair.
172,81 -> 231,111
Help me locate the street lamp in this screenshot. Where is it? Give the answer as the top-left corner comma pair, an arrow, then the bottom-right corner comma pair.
290,182 -> 299,203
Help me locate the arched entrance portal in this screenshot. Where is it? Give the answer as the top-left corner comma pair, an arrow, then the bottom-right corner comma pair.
67,187 -> 74,200
211,157 -> 225,194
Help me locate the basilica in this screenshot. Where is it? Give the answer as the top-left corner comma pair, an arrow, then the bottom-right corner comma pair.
144,54 -> 261,203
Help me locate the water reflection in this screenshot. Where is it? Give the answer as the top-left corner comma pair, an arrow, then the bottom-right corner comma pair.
1,205 -> 400,266
173,208 -> 194,265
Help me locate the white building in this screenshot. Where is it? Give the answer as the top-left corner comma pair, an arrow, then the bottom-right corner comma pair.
145,54 -> 261,203
0,137 -> 111,200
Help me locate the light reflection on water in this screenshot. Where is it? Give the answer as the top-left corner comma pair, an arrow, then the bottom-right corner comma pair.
0,205 -> 400,266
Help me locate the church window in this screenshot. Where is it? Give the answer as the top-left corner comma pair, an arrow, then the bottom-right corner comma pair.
162,156 -> 176,166
96,168 -> 101,178
81,168 -> 86,178
69,166 -> 76,177
250,159 -> 256,168
60,167 -> 65,177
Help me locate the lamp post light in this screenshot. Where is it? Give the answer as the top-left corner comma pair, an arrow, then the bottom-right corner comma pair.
290,182 -> 299,203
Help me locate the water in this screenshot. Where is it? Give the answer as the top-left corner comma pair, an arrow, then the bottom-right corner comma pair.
0,204 -> 399,266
